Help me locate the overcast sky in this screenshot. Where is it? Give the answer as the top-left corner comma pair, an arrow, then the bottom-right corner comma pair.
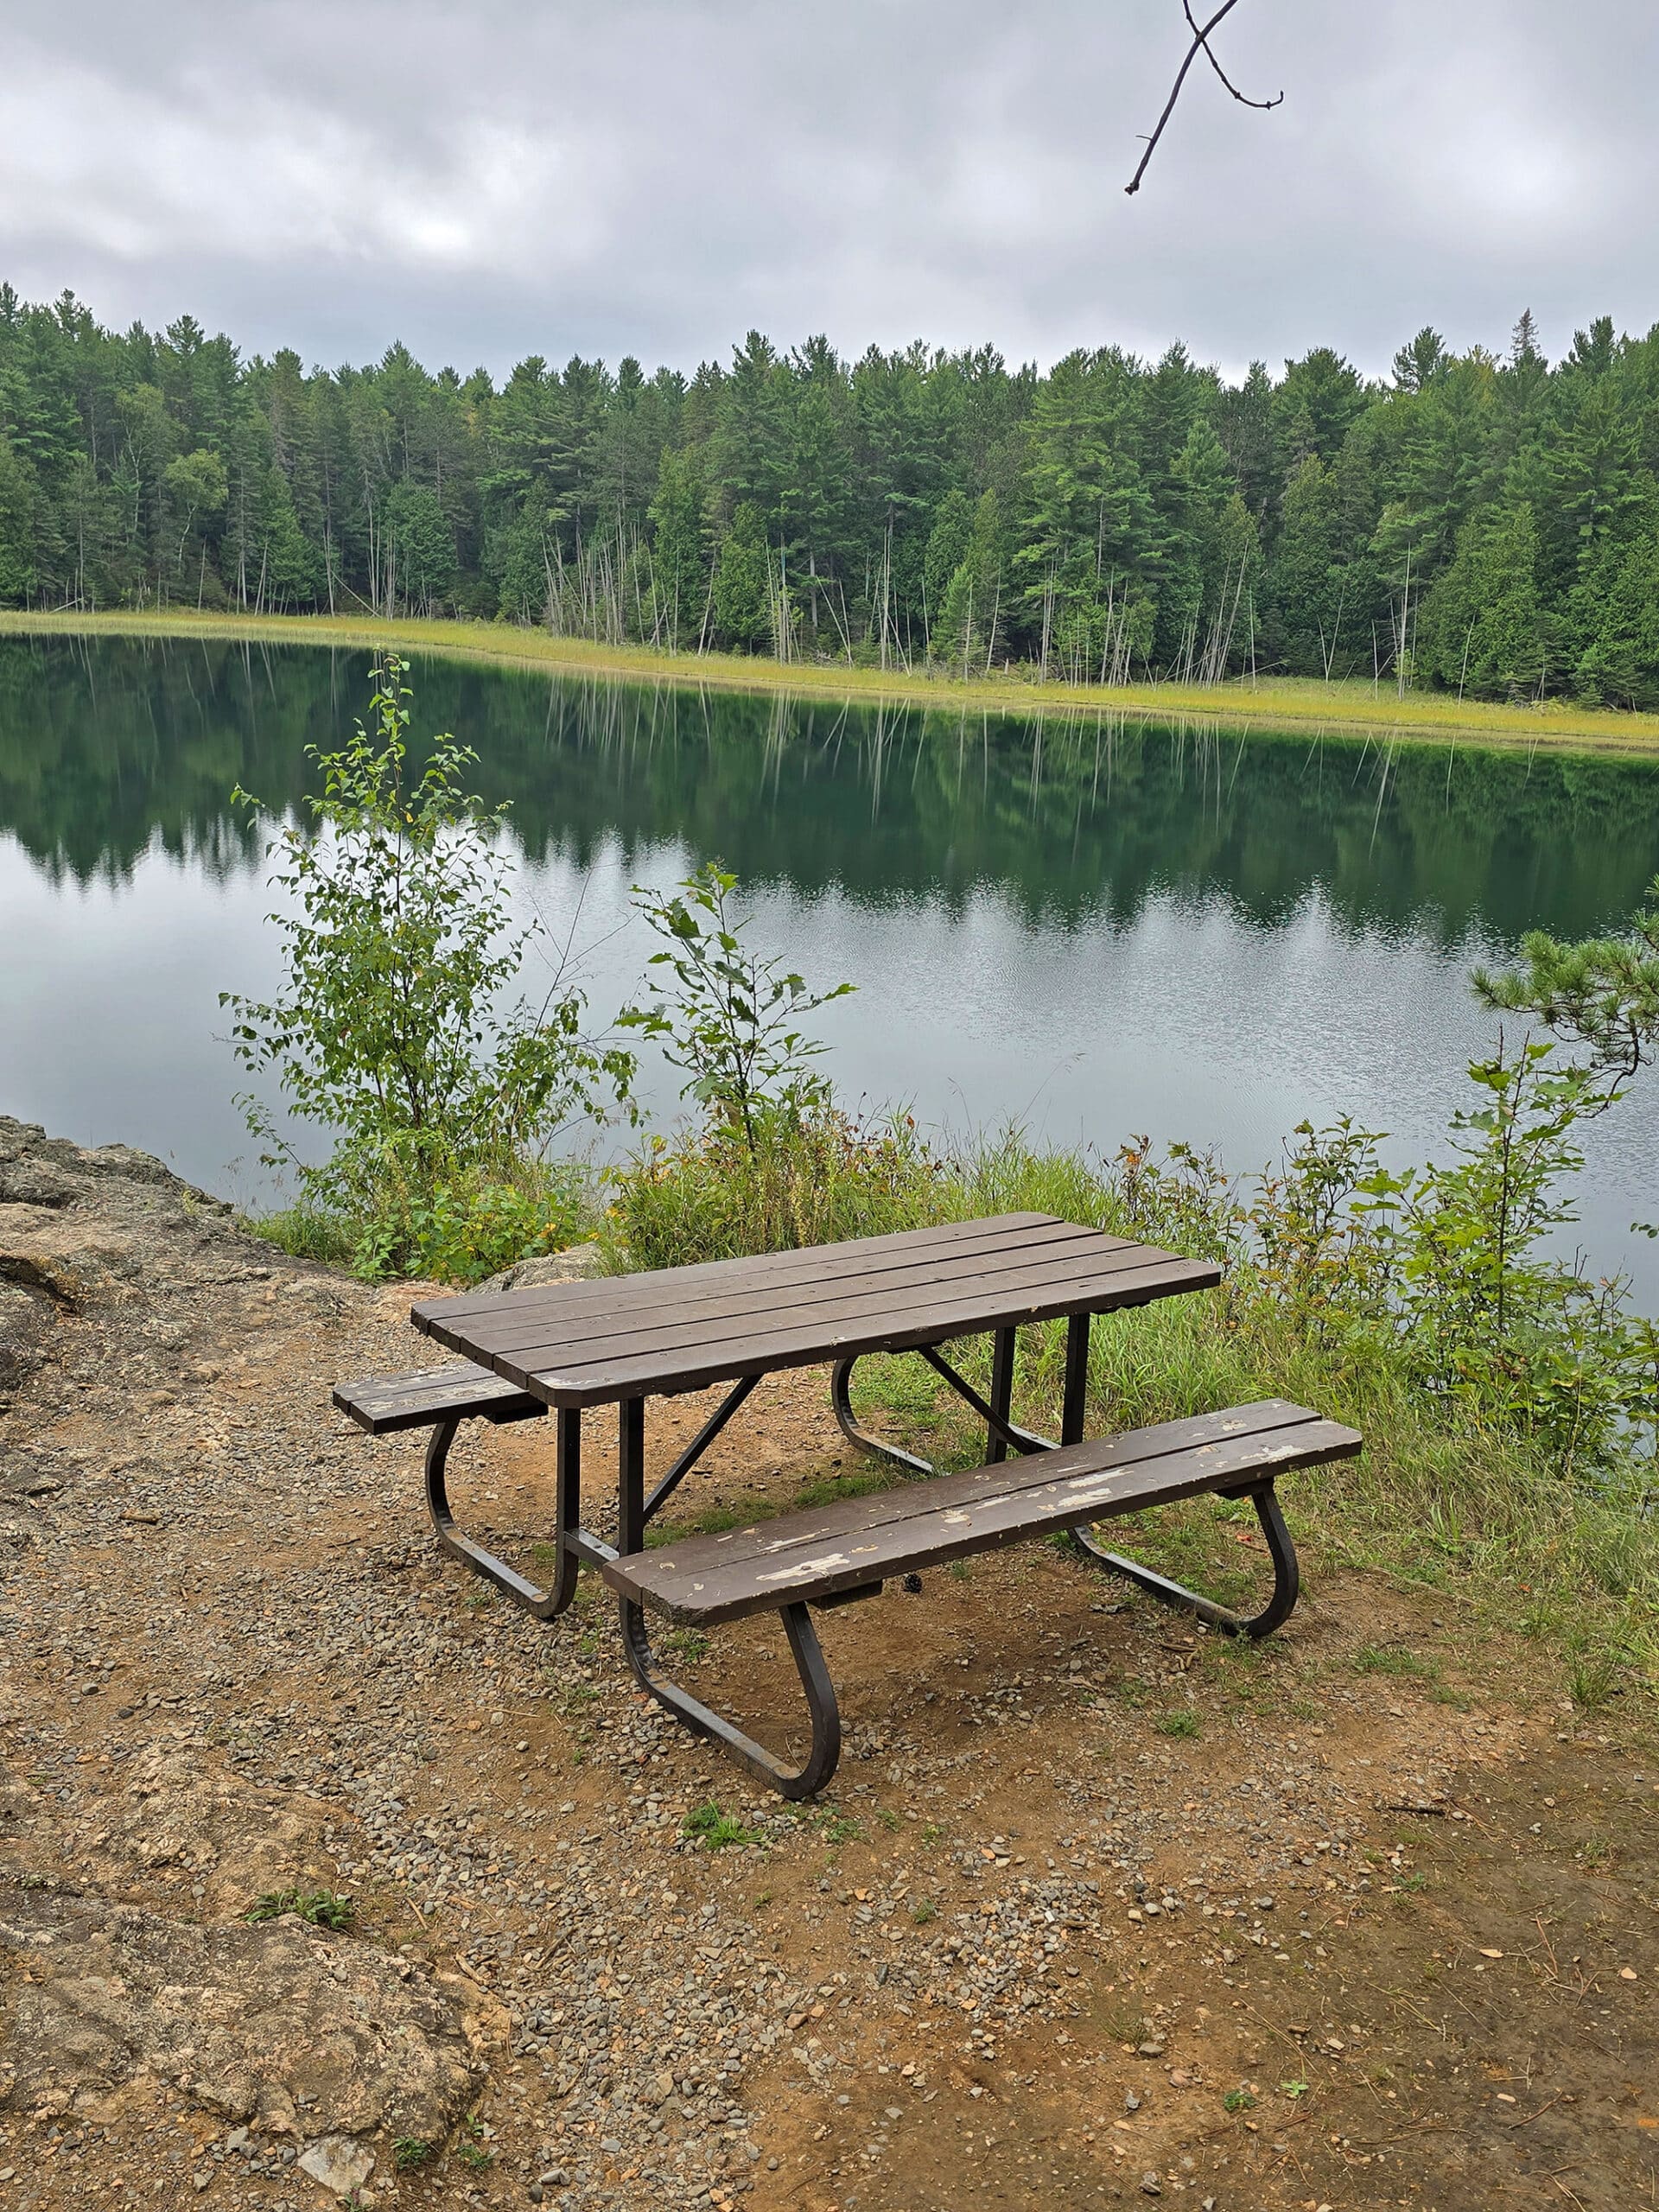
3,0 -> 1655,385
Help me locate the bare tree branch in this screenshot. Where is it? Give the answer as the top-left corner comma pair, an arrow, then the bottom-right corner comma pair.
1126,0 -> 1284,197
1183,0 -> 1283,109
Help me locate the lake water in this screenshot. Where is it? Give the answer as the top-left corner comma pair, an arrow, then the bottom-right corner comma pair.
3,634 -> 1657,1306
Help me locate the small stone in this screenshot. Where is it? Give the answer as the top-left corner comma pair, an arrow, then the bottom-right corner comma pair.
1141,2176 -> 1162,2197
1136,2041 -> 1166,2058
297,2135 -> 374,2196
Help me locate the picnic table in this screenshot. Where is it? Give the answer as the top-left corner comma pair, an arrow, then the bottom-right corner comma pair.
335,1213 -> 1359,1798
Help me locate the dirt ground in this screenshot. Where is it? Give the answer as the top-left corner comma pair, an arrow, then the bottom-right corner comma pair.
2,1122 -> 1655,2212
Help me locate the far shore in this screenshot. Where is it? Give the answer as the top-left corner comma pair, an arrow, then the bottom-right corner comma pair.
8,607 -> 1659,758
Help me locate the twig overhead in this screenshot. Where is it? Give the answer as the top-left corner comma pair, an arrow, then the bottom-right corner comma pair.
1126,0 -> 1284,196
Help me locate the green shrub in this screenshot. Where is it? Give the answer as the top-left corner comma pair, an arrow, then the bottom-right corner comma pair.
224,654 -> 630,1272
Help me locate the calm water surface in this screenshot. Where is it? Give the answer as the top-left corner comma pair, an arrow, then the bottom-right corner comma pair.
3,636 -> 1657,1303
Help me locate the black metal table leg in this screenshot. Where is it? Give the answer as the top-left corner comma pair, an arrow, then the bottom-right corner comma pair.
986,1327 -> 1016,1465
424,1411 -> 579,1618
614,1392 -> 841,1796
1062,1310 -> 1091,1446
834,1330 -> 1055,1475
550,1406 -> 582,1612
830,1356 -> 936,1475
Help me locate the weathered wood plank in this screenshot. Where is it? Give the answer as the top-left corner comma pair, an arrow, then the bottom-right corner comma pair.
503,1252 -> 1214,1405
332,1362 -> 544,1435
439,1228 -> 1174,1374
630,1399 -> 1323,1570
416,1211 -> 1074,1328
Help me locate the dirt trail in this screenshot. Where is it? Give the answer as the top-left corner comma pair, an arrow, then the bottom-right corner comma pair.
2,1117 -> 1654,2212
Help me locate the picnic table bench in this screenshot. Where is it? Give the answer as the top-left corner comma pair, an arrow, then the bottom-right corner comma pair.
334,1214 -> 1360,1797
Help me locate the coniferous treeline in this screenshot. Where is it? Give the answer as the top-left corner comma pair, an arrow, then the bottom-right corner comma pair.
2,284 -> 1658,706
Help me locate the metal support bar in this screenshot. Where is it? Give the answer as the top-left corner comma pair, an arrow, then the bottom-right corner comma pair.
832,1325 -> 1067,1475
914,1342 -> 1051,1458
618,1395 -> 647,1554
423,1414 -> 576,1619
644,1373 -> 760,1522
829,1356 -> 936,1475
619,1593 -> 842,1800
1068,1479 -> 1300,1639
614,1391 -> 840,1796
565,1526 -> 618,1570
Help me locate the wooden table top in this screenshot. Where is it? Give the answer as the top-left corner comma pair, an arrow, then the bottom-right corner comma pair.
410,1211 -> 1219,1409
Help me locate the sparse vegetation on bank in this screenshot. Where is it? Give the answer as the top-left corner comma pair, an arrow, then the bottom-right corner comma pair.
9,607 -> 1659,753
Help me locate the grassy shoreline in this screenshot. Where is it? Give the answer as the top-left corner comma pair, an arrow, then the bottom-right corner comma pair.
9,606 -> 1659,757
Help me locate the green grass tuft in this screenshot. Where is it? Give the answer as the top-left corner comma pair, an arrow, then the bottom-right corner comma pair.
246,1886 -> 355,1929
682,1800 -> 762,1851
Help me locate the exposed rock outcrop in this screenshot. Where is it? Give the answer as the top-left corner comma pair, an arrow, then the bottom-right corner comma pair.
0,1885 -> 502,2139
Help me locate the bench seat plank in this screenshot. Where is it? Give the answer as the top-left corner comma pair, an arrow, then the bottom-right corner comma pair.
332,1362 -> 544,1435
603,1400 -> 1359,1625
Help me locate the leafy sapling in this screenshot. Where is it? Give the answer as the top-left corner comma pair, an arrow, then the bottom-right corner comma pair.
620,861 -> 853,1154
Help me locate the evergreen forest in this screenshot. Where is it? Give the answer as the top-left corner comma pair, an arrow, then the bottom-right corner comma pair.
3,285 -> 1659,708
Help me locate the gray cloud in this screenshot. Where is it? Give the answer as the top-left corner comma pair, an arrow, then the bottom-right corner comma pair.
3,0 -> 1655,379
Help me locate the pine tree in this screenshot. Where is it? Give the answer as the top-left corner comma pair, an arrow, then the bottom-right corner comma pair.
648,445 -> 709,645
711,501 -> 771,651
1573,531 -> 1659,709
0,432 -> 41,604
922,489 -> 974,648
1263,455 -> 1346,675
1417,502 -> 1550,698
1392,327 -> 1450,393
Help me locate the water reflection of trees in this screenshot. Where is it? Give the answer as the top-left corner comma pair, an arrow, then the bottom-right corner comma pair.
3,636 -> 1659,948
